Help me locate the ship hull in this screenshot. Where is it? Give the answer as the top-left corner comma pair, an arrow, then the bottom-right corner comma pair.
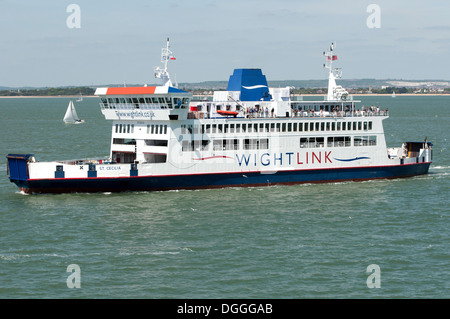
13,162 -> 431,194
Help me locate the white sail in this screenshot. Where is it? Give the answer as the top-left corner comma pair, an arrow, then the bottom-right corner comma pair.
63,100 -> 83,123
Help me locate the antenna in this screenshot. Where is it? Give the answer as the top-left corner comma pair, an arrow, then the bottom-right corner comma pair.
154,37 -> 176,87
323,42 -> 348,101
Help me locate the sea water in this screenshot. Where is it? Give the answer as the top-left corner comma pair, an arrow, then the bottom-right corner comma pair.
0,96 -> 448,298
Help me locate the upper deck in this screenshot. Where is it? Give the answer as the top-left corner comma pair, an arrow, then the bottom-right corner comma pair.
94,41 -> 388,122
95,85 -> 192,121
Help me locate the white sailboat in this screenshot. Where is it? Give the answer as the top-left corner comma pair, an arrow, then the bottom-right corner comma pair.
76,93 -> 83,102
63,100 -> 85,124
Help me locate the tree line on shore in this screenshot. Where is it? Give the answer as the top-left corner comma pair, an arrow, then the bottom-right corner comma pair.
1,86 -> 449,96
0,87 -> 95,96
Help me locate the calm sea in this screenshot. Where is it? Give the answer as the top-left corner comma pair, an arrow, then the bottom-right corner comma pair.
0,96 -> 448,299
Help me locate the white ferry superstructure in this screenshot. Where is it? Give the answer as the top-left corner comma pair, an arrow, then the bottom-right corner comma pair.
7,40 -> 433,194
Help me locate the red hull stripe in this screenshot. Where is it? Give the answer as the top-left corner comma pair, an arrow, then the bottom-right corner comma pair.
106,87 -> 156,95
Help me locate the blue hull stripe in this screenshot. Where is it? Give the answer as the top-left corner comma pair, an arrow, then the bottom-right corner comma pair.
334,157 -> 371,162
12,162 -> 431,194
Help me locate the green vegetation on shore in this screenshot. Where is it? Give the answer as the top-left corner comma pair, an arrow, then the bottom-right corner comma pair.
0,87 -> 95,97
1,85 -> 449,97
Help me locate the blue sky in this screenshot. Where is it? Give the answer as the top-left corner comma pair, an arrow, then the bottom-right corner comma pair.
1,0 -> 449,87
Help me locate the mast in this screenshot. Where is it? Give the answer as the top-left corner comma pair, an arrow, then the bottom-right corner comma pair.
323,42 -> 347,101
154,37 -> 176,87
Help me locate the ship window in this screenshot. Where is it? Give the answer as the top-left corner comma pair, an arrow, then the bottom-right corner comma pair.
247,124 -> 252,133
173,98 -> 180,108
224,124 -> 228,133
304,122 -> 309,132
260,123 -> 265,132
243,138 -> 268,150
315,122 -> 320,132
327,136 -> 351,147
165,97 -> 173,108
300,137 -> 324,148
332,122 -> 335,131
254,124 -> 258,133
224,139 -> 239,150
218,124 -> 223,133
298,123 -> 303,132
163,125 -> 167,134
113,138 -> 136,145
320,122 -> 325,131
213,140 -> 223,151
235,124 -> 240,133
368,121 -> 373,130
145,154 -> 167,163
182,140 -> 192,151
364,122 -> 368,130
202,140 -> 210,151
145,139 -> 168,147
115,124 -> 119,133
265,123 -> 270,133
369,136 -> 377,145
212,124 -> 217,133
230,124 -> 235,133
270,123 -> 275,132
260,138 -> 269,149
182,98 -> 189,108
358,122 -> 362,130
293,123 -> 297,132
353,122 -> 357,130
354,136 -> 368,146
337,122 -> 341,131
276,123 -> 280,132
205,124 -> 211,133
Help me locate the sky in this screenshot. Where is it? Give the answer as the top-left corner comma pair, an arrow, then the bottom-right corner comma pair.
1,0 -> 450,87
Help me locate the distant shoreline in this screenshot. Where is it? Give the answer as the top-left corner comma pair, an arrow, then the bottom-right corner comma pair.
1,94 -> 448,98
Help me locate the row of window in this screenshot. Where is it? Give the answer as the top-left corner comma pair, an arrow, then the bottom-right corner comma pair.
147,124 -> 168,135
300,136 -> 377,148
113,135 -> 377,152
115,124 -> 169,135
181,120 -> 373,135
113,139 -> 169,147
181,138 -> 270,152
115,120 -> 374,136
115,124 -> 135,134
102,97 -> 189,109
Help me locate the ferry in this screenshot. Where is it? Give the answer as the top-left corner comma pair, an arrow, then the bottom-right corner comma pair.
7,40 -> 432,194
